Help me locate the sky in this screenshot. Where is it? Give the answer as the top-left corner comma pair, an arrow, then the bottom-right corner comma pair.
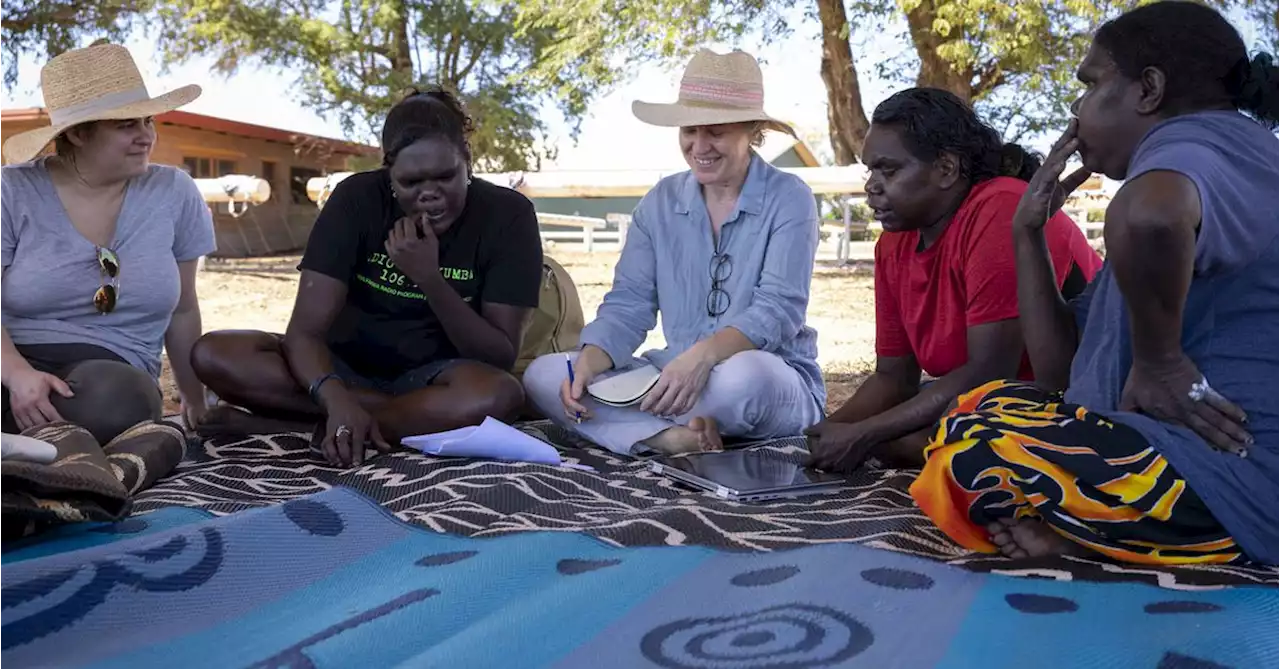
2,7 -> 1261,173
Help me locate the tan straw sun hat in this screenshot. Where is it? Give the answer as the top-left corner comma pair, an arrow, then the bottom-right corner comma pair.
2,43 -> 202,164
632,48 -> 796,138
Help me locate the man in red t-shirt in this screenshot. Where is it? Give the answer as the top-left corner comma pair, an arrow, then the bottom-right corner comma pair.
807,88 -> 1102,473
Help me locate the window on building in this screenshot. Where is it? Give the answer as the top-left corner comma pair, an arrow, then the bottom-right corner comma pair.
262,161 -> 277,188
181,156 -> 238,178
290,167 -> 323,205
182,157 -> 208,178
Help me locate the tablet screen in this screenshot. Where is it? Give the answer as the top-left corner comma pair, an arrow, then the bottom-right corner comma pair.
661,450 -> 846,493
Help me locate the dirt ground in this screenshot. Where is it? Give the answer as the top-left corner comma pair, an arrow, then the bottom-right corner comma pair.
161,249 -> 877,414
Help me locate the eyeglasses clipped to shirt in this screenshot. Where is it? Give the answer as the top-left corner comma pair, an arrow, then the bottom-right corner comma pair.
94,246 -> 120,314
707,252 -> 733,318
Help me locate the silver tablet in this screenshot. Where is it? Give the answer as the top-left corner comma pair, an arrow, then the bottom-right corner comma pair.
649,450 -> 848,502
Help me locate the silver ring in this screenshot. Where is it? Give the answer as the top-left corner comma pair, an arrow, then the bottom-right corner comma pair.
1188,376 -> 1211,403
335,424 -> 352,439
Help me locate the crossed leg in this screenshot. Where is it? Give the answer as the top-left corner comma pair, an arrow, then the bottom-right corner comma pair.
191,330 -> 524,443
911,380 -> 1243,565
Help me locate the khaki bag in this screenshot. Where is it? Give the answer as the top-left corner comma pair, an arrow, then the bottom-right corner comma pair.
515,256 -> 585,377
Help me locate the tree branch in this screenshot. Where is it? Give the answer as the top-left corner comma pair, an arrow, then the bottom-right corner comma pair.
454,38 -> 486,83
2,0 -> 141,31
973,60 -> 1005,99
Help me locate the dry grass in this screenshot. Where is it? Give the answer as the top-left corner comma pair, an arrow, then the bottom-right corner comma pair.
161,249 -> 877,413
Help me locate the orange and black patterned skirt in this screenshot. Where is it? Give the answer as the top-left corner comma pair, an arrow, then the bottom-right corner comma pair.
909,380 -> 1242,565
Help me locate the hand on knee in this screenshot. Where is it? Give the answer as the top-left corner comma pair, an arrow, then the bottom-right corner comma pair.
55,360 -> 162,444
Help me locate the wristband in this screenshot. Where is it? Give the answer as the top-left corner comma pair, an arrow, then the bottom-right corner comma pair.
308,372 -> 342,403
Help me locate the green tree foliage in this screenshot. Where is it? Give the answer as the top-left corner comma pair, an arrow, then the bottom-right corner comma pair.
1239,0 -> 1280,51
1,0 -> 152,86
150,0 -> 568,171
519,0 -> 1278,164
515,0 -> 800,123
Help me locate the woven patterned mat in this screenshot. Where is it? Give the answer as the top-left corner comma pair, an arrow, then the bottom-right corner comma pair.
130,422 -> 1277,590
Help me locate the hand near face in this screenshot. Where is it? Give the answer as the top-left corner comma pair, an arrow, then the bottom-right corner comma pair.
385,215 -> 440,285
1013,120 -> 1094,232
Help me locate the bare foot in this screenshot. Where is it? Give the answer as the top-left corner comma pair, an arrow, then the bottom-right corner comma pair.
196,405 -> 314,438
987,518 -> 1029,559
642,417 -> 723,455
986,517 -> 1086,559
689,417 -> 723,452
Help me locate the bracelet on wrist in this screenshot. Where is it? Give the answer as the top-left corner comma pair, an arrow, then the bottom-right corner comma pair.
308,372 -> 342,404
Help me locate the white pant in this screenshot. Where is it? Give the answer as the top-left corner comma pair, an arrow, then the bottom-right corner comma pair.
523,350 -> 825,455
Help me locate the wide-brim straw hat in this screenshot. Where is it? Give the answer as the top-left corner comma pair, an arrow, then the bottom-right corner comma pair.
632,48 -> 796,138
2,43 -> 202,164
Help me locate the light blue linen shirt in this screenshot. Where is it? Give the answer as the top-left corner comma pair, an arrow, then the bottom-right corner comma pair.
579,152 -> 826,408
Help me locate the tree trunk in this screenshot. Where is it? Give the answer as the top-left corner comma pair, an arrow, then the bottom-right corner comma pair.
815,0 -> 869,164
904,0 -> 975,102
389,0 -> 414,75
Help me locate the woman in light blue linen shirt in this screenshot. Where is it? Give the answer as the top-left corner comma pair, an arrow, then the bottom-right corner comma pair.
523,49 -> 825,455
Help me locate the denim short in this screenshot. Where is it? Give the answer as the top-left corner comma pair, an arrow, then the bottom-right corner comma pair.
330,357 -> 460,397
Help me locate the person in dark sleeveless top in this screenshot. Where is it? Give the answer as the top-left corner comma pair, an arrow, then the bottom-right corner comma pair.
912,1 -> 1278,566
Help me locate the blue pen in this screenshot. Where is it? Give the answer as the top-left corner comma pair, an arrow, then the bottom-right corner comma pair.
565,353 -> 581,422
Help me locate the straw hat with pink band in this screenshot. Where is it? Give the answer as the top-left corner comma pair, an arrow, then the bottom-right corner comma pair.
2,43 -> 202,165
631,48 -> 797,138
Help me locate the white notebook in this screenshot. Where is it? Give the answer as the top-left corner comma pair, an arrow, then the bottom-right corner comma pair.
586,364 -> 662,407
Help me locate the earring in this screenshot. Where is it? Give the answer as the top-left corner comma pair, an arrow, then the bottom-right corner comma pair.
466,177 -> 472,186
390,188 -> 397,197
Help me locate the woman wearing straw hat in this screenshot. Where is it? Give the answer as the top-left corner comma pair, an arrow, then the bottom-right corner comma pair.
1,43 -> 216,445
523,49 -> 826,455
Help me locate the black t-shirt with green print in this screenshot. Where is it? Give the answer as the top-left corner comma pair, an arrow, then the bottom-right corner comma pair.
299,169 -> 543,380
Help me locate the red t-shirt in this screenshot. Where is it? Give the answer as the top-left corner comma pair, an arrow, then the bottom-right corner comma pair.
874,177 -> 1103,379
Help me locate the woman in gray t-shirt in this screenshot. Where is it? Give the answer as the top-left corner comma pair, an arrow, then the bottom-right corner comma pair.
1,43 -> 216,445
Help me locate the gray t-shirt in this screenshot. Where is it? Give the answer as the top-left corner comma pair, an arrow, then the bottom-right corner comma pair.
2,160 -> 217,378
1065,112 -> 1278,565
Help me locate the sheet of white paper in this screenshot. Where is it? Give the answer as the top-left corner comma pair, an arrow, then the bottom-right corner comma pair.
401,417 -> 566,466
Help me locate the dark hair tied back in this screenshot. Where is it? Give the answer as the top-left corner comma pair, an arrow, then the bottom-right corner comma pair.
870,87 -> 1039,185
1230,53 -> 1279,130
1096,2 -> 1278,131
381,86 -> 475,170
998,143 -> 1043,182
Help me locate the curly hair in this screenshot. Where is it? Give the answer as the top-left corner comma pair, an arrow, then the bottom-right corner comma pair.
381,86 -> 475,170
1095,1 -> 1278,130
870,88 -> 1040,184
